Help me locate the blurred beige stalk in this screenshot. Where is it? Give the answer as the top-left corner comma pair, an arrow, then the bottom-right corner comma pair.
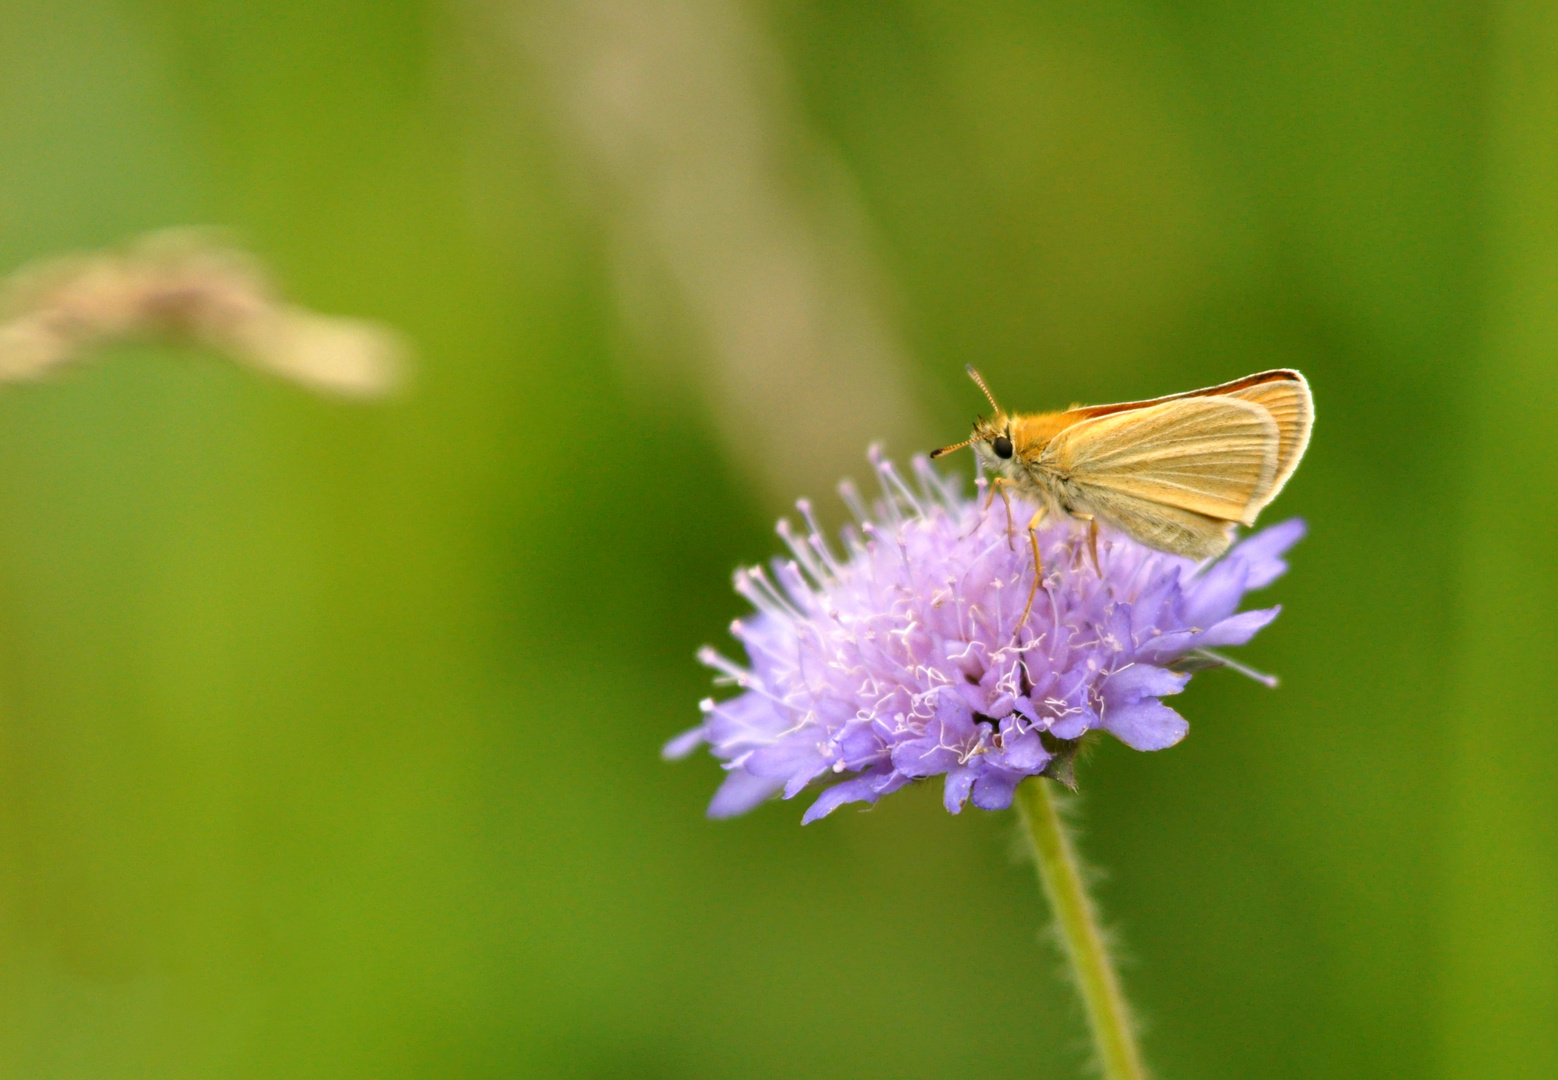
0,229 -> 406,397
492,0 -> 928,505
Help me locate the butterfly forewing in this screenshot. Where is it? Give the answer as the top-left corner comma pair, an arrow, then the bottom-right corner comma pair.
1040,396 -> 1281,527
1061,369 -> 1312,510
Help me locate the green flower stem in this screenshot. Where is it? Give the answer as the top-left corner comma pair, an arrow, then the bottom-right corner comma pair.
1015,776 -> 1147,1080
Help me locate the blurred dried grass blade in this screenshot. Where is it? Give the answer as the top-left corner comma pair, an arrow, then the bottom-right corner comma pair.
492,0 -> 930,507
0,229 -> 408,397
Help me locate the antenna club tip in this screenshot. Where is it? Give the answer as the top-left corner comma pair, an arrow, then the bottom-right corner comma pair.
928,447 -> 946,459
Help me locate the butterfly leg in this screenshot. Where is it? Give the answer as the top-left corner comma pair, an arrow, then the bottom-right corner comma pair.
979,477 -> 1018,550
1018,506 -> 1048,631
1072,513 -> 1101,575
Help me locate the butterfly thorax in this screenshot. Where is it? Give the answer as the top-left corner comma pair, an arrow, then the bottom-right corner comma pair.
1010,411 -> 1083,455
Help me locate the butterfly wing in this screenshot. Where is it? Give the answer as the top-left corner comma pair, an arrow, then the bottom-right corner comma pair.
1063,488 -> 1240,560
1037,396 -> 1282,558
1218,374 -> 1311,506
1064,369 -> 1312,509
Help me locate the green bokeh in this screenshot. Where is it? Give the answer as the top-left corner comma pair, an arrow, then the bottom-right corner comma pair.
0,1 -> 1548,1077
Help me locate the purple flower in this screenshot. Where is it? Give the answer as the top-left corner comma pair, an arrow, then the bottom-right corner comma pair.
666,449 -> 1304,824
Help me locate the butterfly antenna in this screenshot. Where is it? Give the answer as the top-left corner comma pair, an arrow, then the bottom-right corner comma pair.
965,364 -> 1001,412
929,435 -> 976,459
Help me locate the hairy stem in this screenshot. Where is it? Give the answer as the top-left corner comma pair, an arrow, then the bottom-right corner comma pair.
1015,777 -> 1147,1080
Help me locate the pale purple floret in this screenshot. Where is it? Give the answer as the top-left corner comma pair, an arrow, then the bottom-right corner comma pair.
665,448 -> 1304,824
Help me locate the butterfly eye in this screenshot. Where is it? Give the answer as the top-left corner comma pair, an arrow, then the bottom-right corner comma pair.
992,435 -> 1014,459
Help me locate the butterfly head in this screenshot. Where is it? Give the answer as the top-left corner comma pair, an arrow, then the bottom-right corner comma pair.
930,366 -> 1016,475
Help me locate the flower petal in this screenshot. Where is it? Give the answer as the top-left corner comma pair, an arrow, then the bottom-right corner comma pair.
999,727 -> 1051,771
943,768 -> 976,814
1103,664 -> 1189,706
1197,606 -> 1281,649
971,769 -> 1021,810
661,726 -> 706,761
1230,518 -> 1306,590
707,770 -> 785,818
801,774 -> 887,823
1104,700 -> 1189,751
1179,558 -> 1250,630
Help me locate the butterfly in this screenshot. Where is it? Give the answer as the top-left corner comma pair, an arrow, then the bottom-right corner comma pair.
931,367 -> 1313,626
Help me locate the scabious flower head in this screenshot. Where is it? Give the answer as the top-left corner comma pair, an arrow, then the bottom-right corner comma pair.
666,448 -> 1303,824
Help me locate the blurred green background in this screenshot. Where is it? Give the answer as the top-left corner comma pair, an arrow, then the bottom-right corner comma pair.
0,0 -> 1551,1077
